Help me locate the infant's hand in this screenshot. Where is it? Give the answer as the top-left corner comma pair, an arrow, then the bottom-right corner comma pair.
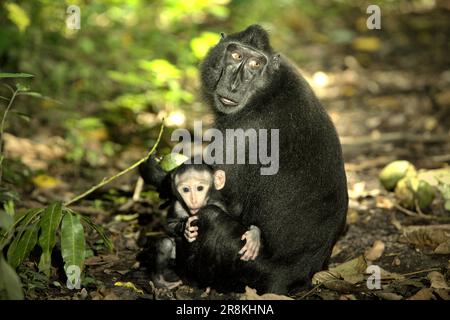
239,225 -> 261,261
184,216 -> 199,242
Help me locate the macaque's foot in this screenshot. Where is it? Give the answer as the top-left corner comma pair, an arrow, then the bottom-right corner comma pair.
151,274 -> 183,290
239,225 -> 261,261
200,287 -> 211,298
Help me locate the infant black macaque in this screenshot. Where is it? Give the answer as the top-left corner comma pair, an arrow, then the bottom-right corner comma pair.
179,205 -> 281,294
146,162 -> 261,289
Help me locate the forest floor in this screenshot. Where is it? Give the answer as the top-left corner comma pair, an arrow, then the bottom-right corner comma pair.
7,8 -> 450,300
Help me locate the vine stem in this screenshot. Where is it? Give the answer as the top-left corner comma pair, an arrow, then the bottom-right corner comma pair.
0,87 -> 19,184
64,123 -> 164,207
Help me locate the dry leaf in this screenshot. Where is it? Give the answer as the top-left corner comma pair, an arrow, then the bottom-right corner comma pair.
378,267 -> 405,281
349,182 -> 366,199
434,240 -> 450,254
239,286 -> 293,300
435,289 -> 450,300
376,196 -> 394,209
392,256 -> 401,266
330,256 -> 367,283
311,272 -> 356,293
407,288 -> 435,300
399,224 -> 450,250
331,243 -> 343,257
374,292 -> 403,300
364,240 -> 385,261
346,209 -> 360,225
427,271 -> 449,290
32,174 -> 63,189
312,270 -> 340,285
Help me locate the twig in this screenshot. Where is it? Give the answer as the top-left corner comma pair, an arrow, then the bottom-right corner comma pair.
0,87 -> 19,184
295,283 -> 323,300
394,203 -> 450,222
132,177 -> 145,201
400,268 -> 441,278
64,123 -> 164,207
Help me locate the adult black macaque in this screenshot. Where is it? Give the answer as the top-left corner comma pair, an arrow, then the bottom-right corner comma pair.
141,25 -> 348,294
201,24 -> 348,294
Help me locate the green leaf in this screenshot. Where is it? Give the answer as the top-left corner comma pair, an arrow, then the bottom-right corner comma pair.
159,153 -> 189,172
6,208 -> 42,264
80,215 -> 113,251
7,222 -> 39,269
4,3 -> 30,33
0,73 -> 34,78
445,200 -> 450,211
0,210 -> 13,231
61,210 -> 86,273
0,255 -> 24,300
4,199 -> 15,217
17,91 -> 41,98
16,83 -> 29,92
38,202 -> 63,276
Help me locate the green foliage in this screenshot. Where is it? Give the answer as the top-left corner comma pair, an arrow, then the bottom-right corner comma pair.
61,210 -> 86,277
38,202 -> 63,276
0,202 -> 113,292
4,2 -> 30,33
0,73 -> 34,78
0,255 -> 24,300
0,203 -> 24,300
80,215 -> 113,251
159,152 -> 189,172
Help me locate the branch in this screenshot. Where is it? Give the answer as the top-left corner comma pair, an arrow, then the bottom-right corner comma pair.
64,123 -> 164,207
0,87 -> 19,184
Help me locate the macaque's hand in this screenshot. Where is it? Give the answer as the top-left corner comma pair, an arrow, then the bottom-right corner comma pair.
184,216 -> 199,242
239,225 -> 261,261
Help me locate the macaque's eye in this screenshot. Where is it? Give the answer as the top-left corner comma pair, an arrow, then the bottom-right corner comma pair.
231,51 -> 242,61
197,186 -> 204,192
249,59 -> 261,70
182,187 -> 189,193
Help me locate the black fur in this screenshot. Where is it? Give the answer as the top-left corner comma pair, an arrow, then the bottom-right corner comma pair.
199,25 -> 348,293
140,25 -> 348,294
177,205 -> 278,294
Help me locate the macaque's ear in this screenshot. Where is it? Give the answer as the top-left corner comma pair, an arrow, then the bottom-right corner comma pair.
213,170 -> 226,190
272,53 -> 280,70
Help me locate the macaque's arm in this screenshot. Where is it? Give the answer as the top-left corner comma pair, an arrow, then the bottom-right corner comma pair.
166,202 -> 198,242
239,225 -> 261,261
166,216 -> 188,237
166,202 -> 189,237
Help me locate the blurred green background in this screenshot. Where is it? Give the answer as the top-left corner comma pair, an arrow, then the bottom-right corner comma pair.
0,0 -> 449,177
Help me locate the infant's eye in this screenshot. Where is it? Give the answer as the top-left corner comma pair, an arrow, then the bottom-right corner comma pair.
182,187 -> 189,193
197,186 -> 204,191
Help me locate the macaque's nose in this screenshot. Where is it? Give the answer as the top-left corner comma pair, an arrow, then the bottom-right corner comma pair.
190,192 -> 197,206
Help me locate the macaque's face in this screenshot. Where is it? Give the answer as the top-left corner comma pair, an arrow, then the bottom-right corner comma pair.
175,170 -> 212,215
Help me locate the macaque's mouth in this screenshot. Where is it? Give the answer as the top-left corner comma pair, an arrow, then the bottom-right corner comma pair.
190,208 -> 200,214
218,95 -> 239,106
